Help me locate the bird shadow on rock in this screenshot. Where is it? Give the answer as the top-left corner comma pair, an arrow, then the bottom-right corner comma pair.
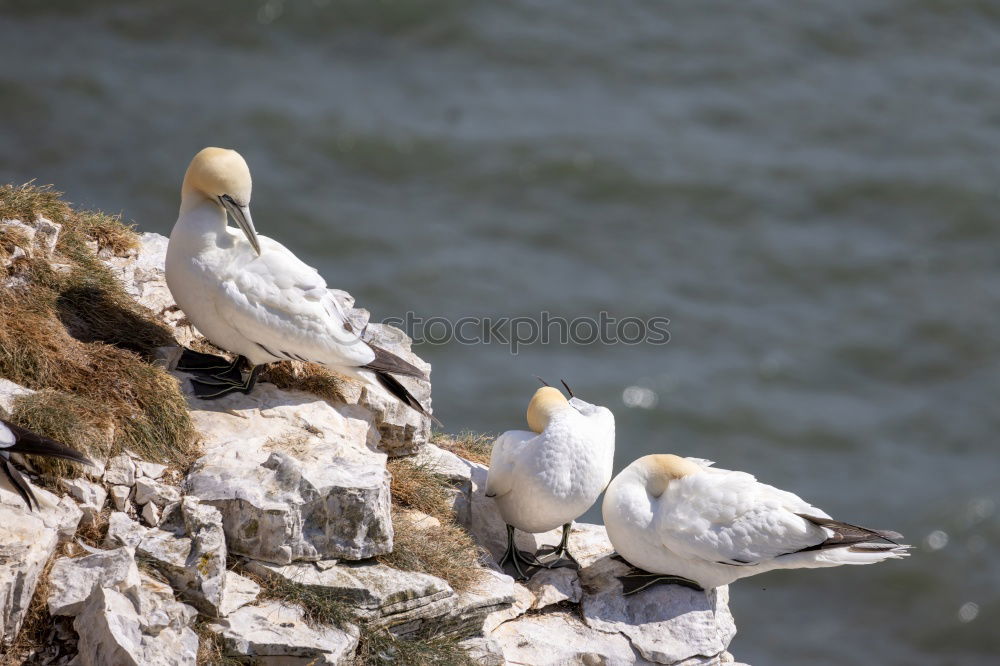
578,553 -> 716,627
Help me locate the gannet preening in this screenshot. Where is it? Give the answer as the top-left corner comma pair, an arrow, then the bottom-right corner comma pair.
602,454 -> 911,593
486,381 -> 615,579
165,147 -> 429,414
1,419 -> 93,510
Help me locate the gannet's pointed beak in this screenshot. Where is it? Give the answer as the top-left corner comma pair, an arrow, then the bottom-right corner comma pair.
221,195 -> 261,256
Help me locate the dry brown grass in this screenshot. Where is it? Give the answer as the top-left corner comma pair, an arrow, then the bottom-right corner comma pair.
260,360 -> 358,404
432,431 -> 493,466
382,458 -> 483,593
0,183 -> 195,472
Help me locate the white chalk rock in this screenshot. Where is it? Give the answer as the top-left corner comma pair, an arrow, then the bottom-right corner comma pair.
62,476 -> 107,526
244,559 -> 454,630
211,600 -> 359,665
135,498 -> 229,616
527,567 -> 582,609
184,395 -> 392,563
218,571 -> 260,617
73,581 -> 198,666
0,508 -> 60,644
110,484 -> 132,512
0,377 -> 33,413
579,554 -> 737,665
136,460 -> 167,479
105,511 -> 148,549
47,547 -> 142,617
134,476 -> 181,507
140,500 -> 161,526
104,454 -> 136,487
491,609 -> 646,665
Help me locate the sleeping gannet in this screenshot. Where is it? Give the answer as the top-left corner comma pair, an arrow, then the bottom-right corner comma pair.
1,419 -> 93,510
486,381 -> 615,579
603,454 -> 910,593
165,147 -> 429,413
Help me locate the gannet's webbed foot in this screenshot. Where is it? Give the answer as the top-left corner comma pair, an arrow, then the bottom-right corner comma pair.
536,522 -> 580,570
188,363 -> 262,400
618,567 -> 703,596
498,524 -> 544,580
177,348 -> 238,372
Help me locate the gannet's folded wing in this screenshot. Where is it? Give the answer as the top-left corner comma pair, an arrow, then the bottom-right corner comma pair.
214,241 -> 376,368
485,430 -> 536,499
654,470 -> 829,565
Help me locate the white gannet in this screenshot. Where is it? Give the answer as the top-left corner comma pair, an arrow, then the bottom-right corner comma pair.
485,381 -> 615,579
603,454 -> 910,593
1,419 -> 93,510
165,147 -> 429,413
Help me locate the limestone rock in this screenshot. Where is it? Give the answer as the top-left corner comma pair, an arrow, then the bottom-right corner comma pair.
135,498 -> 229,616
458,636 -> 506,665
141,500 -> 161,526
526,567 -> 582,609
62,476 -> 107,526
219,571 -> 260,617
0,377 -> 33,414
111,484 -> 132,512
73,582 -> 198,666
47,547 -> 142,617
211,600 -> 359,665
104,454 -> 136,487
185,398 -> 393,563
136,460 -> 167,479
105,511 -> 148,549
134,476 -> 182,507
0,507 -> 60,644
491,609 -> 647,665
245,559 -> 453,630
579,555 -> 737,665
430,567 -> 517,639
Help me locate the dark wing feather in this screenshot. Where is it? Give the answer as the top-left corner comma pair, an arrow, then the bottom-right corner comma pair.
793,513 -> 902,553
3,459 -> 38,510
1,419 -> 93,466
363,345 -> 427,380
372,370 -> 431,417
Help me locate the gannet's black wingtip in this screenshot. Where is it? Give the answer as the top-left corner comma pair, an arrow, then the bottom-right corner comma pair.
3,459 -> 39,511
1,419 -> 94,467
364,344 -> 428,381
372,370 -> 435,420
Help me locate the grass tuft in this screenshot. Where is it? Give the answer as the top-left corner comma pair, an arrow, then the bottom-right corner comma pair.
432,431 -> 493,466
355,627 -> 477,666
382,458 -> 483,593
260,360 -> 358,404
0,182 -> 195,472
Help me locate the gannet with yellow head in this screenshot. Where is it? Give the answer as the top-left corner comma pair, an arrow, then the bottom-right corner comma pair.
485,382 -> 615,579
603,454 -> 910,593
165,147 -> 429,412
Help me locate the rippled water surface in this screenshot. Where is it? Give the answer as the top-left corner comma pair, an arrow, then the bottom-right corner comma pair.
2,2 -> 999,663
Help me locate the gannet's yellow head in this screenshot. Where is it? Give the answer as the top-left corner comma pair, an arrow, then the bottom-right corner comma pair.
526,386 -> 570,434
639,454 -> 702,497
182,147 -> 260,255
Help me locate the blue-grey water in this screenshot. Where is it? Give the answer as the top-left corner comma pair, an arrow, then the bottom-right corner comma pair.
2,2 -> 998,663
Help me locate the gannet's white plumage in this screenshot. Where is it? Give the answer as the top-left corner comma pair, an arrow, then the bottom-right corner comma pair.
486,386 -> 614,572
165,147 -> 427,409
603,455 -> 910,590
